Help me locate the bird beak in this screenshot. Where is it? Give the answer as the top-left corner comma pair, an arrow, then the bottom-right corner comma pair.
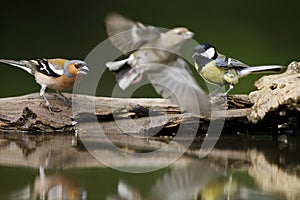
79,65 -> 89,75
184,31 -> 194,39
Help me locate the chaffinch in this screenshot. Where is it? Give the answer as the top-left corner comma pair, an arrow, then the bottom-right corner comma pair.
0,58 -> 89,113
105,13 -> 210,115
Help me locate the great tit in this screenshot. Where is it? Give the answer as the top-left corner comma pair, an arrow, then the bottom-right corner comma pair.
192,43 -> 285,96
105,13 -> 210,115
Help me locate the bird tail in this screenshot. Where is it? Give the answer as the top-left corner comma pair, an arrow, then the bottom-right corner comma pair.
0,59 -> 35,75
238,65 -> 285,77
106,58 -> 140,90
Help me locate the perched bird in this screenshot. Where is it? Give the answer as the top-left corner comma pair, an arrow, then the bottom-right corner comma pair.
192,43 -> 285,96
0,58 -> 89,112
105,13 -> 210,115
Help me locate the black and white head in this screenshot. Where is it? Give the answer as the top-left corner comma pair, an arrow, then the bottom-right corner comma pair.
192,43 -> 217,60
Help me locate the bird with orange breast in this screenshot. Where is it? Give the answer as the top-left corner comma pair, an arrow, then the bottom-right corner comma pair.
0,58 -> 89,113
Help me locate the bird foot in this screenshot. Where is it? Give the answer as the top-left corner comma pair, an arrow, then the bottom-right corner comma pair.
209,95 -> 228,110
55,93 -> 72,107
216,92 -> 228,97
209,92 -> 227,98
39,103 -> 62,114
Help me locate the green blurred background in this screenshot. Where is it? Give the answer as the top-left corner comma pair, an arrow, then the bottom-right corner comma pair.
0,0 -> 299,98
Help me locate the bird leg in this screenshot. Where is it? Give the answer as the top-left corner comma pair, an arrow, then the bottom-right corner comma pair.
210,84 -> 234,97
55,91 -> 72,107
40,95 -> 62,113
39,86 -> 62,113
218,84 -> 234,97
208,85 -> 222,97
209,85 -> 234,108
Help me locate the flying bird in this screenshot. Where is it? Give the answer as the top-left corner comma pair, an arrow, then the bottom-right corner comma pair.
105,13 -> 210,115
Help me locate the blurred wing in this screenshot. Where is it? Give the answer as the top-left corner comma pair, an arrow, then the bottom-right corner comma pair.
149,161 -> 219,200
145,58 -> 210,115
215,56 -> 249,69
105,13 -> 160,53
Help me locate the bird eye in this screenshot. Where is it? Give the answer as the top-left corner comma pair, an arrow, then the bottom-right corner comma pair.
177,32 -> 183,35
74,63 -> 82,69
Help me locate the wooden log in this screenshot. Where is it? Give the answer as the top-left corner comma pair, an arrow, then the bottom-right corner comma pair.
0,61 -> 298,133
0,92 -> 296,134
0,93 -> 242,132
249,61 -> 300,123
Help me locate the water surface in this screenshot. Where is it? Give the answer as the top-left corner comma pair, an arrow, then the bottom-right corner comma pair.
0,132 -> 299,199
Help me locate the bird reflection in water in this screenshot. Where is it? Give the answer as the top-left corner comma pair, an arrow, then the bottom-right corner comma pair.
11,152 -> 87,200
32,173 -> 87,200
107,159 -> 285,200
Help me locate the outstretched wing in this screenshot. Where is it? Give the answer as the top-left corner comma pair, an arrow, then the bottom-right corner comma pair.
105,13 -> 161,53
145,58 -> 210,115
